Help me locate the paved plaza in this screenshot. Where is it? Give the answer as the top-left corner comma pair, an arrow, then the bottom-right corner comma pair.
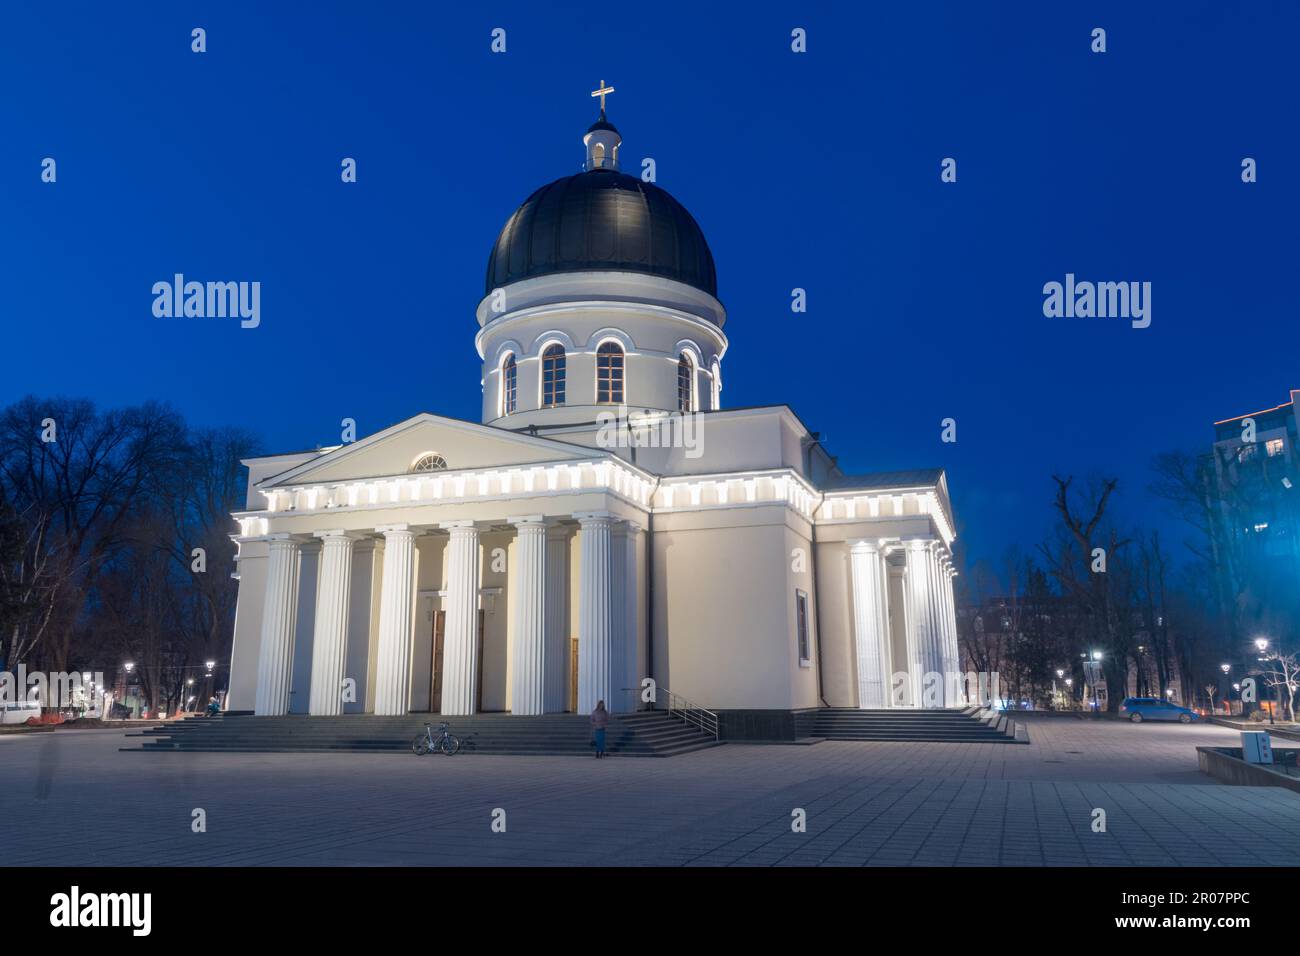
3,715 -> 1298,866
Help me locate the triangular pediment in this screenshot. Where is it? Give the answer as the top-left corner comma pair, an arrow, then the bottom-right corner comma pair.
257,413 -> 603,489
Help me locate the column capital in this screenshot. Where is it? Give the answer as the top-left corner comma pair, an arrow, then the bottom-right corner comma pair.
265,532 -> 307,547
613,517 -> 643,535
376,523 -> 413,535
849,537 -> 884,554
507,514 -> 548,528
439,520 -> 480,532
574,510 -> 615,526
313,529 -> 360,541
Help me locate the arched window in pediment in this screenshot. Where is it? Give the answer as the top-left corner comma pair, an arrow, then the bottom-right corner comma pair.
411,453 -> 448,473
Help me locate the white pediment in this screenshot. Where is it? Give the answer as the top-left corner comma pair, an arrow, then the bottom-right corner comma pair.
256,413 -> 603,489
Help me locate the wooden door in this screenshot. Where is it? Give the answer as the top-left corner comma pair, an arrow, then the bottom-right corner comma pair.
569,637 -> 579,712
431,611 -> 446,713
475,610 -> 485,712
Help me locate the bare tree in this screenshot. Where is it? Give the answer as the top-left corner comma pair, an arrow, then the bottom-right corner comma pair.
1255,649 -> 1300,722
1039,476 -> 1131,712
0,397 -> 185,670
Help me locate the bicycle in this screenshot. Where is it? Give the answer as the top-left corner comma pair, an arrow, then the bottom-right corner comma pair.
412,721 -> 460,756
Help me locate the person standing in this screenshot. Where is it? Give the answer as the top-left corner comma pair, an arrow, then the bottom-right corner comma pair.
590,700 -> 610,758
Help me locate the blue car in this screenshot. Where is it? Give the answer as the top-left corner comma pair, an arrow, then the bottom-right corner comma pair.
1119,697 -> 1199,723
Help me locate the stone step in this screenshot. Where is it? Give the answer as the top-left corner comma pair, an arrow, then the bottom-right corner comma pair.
121,711 -> 720,757
808,707 -> 1027,744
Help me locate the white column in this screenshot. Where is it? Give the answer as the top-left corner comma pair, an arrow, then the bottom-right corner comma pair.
256,535 -> 302,716
543,526 -> 570,712
945,565 -> 964,702
924,543 -> 944,703
903,540 -> 932,707
624,523 -> 640,711
611,520 -> 640,713
929,543 -> 950,703
884,544 -> 906,705
373,524 -> 417,716
440,521 -> 481,716
576,512 -> 613,715
850,540 -> 890,708
509,516 -> 547,715
308,531 -> 355,716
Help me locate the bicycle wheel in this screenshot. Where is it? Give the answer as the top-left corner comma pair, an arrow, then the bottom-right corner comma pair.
412,735 -> 431,755
439,734 -> 460,755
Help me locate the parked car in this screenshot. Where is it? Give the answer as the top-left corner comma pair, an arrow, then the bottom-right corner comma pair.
1,700 -> 43,725
1120,697 -> 1199,723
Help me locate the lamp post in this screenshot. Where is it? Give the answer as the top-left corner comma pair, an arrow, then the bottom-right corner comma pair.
1218,664 -> 1231,716
1088,650 -> 1104,713
1256,638 -> 1274,724
204,659 -> 217,711
122,662 -> 136,719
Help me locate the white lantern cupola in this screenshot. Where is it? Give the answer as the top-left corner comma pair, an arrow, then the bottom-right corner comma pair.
584,81 -> 620,170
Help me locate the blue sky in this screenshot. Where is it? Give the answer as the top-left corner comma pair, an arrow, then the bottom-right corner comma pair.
2,1 -> 1296,574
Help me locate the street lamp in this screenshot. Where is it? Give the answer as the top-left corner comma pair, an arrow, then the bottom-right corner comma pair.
1254,638 -> 1276,723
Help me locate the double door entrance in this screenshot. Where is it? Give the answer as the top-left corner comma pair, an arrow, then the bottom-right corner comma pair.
416,609 -> 484,714
412,606 -> 580,714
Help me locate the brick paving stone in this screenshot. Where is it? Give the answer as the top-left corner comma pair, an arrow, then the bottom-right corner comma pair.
2,716 -> 1299,865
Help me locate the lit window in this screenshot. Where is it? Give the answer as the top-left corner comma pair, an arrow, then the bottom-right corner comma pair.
796,589 -> 812,665
677,353 -> 694,412
1266,438 -> 1284,457
411,453 -> 447,473
1238,443 -> 1258,463
501,353 -> 517,416
596,341 -> 624,404
541,344 -> 566,408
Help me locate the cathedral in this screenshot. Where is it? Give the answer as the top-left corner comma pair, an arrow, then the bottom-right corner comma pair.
226,90 -> 963,736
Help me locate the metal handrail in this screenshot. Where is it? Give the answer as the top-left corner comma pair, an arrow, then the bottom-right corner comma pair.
660,686 -> 720,740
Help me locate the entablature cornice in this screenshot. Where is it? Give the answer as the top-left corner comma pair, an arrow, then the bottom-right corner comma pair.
816,487 -> 955,547
231,458 -> 955,548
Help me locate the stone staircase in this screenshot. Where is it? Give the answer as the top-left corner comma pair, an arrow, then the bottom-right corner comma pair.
121,711 -> 721,757
807,706 -> 1027,743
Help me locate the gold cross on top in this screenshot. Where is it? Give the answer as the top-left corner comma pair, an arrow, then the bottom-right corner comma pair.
590,80 -> 615,112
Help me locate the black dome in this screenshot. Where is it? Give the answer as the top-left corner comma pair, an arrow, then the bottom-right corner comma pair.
486,168 -> 717,298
